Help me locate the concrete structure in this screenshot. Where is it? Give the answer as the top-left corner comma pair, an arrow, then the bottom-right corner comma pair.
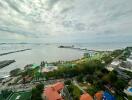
127,58 -> 132,63
111,60 -> 121,66
107,60 -> 121,71
42,64 -> 58,72
124,86 -> 132,96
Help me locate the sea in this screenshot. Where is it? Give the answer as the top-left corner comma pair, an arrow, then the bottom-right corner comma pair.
0,42 -> 132,77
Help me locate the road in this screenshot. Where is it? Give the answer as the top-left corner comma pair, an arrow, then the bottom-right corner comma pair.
106,50 -> 126,70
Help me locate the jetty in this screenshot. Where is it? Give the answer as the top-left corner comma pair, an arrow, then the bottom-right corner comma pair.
58,45 -> 110,52
0,49 -> 31,56
0,60 -> 15,69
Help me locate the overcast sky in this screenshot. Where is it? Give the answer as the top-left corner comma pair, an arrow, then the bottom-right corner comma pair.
0,0 -> 132,43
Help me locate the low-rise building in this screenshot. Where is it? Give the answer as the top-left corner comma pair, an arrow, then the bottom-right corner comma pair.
43,82 -> 65,100
111,60 -> 121,66
94,91 -> 103,100
102,91 -> 116,100
80,93 -> 93,100
124,86 -> 132,96
42,66 -> 58,72
41,63 -> 58,72
107,60 -> 121,71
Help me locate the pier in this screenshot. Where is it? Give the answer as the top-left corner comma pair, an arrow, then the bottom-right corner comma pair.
58,46 -> 110,52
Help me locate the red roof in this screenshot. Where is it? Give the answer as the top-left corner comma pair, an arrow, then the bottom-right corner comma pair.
80,93 -> 93,100
44,82 -> 64,100
95,91 -> 103,100
52,82 -> 64,92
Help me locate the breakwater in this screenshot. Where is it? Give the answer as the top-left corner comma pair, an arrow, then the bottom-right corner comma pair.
0,49 -> 31,56
0,60 -> 15,69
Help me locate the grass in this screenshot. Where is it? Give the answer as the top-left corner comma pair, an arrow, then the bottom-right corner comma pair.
67,83 -> 82,100
0,94 -> 6,100
128,96 -> 132,100
8,91 -> 31,100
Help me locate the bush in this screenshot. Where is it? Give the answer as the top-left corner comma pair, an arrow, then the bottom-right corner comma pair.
31,83 -> 44,100
10,68 -> 21,76
1,89 -> 12,99
64,80 -> 71,85
76,74 -> 84,82
67,83 -> 82,100
87,86 -> 100,96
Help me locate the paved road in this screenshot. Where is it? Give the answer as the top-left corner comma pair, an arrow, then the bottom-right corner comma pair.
106,50 -> 126,70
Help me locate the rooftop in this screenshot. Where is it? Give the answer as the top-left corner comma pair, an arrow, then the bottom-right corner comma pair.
94,91 -> 103,100
103,91 -> 116,100
44,82 -> 64,100
80,93 -> 93,100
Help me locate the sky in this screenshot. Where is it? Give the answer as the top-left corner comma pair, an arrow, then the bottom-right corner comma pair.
0,0 -> 132,43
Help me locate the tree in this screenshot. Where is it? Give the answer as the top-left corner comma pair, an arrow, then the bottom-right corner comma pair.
102,55 -> 112,64
64,80 -> 71,85
111,49 -> 123,57
102,70 -> 117,83
76,74 -> 83,82
31,83 -> 44,100
10,68 -> 21,76
87,86 -> 100,96
114,79 -> 127,90
108,71 -> 117,82
1,89 -> 12,99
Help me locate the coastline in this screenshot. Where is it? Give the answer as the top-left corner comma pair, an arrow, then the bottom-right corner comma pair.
0,44 -> 132,78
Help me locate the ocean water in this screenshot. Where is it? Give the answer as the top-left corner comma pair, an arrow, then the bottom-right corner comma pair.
0,43 -> 84,77
0,42 -> 132,77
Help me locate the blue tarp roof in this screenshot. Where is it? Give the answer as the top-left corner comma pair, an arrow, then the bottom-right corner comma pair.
103,91 -> 116,100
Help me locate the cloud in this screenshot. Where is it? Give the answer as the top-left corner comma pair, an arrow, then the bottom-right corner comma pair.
0,0 -> 132,43
45,0 -> 60,10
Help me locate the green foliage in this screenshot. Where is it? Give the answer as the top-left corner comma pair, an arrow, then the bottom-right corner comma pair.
116,95 -> 124,100
45,59 -> 105,79
102,70 -> 128,91
22,69 -> 33,77
31,83 -> 44,100
10,68 -> 21,76
102,70 -> 117,83
87,85 -> 100,96
114,79 -> 127,90
9,92 -> 31,100
76,74 -> 84,82
67,83 -> 82,100
1,89 -> 12,99
64,80 -> 72,85
128,96 -> 132,100
111,49 -> 123,58
102,54 -> 113,64
123,70 -> 132,77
